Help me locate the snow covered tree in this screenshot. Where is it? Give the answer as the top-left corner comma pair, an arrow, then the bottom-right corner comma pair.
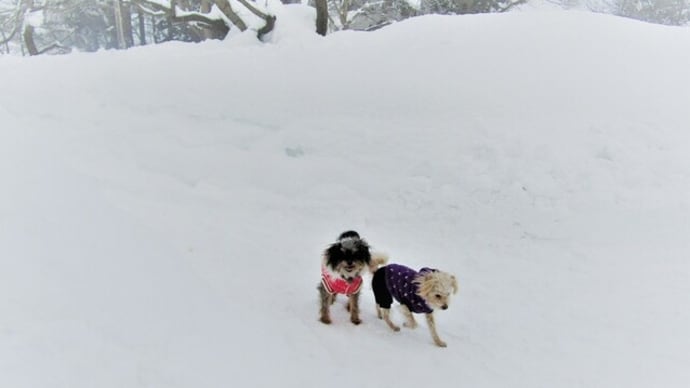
128,0 -> 275,41
314,0 -> 526,33
1,1 -> 22,54
612,0 -> 690,25
420,0 -> 526,14
0,0 -> 132,54
315,0 -> 418,31
0,0 -> 277,55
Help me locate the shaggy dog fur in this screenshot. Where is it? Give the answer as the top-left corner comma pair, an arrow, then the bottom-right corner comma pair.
371,262 -> 458,347
318,230 -> 373,325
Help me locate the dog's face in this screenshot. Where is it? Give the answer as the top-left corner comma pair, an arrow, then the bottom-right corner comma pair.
415,270 -> 458,310
323,231 -> 371,283
330,260 -> 367,283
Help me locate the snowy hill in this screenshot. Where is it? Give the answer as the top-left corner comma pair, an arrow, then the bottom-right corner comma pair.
1,7 -> 689,388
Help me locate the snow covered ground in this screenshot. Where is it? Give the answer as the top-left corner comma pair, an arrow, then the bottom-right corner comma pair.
1,5 -> 689,388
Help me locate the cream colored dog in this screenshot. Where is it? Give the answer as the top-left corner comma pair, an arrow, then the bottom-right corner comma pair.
371,262 -> 458,347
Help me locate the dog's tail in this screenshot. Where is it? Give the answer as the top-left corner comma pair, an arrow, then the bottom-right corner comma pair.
369,252 -> 389,273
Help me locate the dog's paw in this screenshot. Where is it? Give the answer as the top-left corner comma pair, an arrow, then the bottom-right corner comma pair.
350,317 -> 362,325
319,316 -> 332,324
386,323 -> 400,331
435,340 -> 447,348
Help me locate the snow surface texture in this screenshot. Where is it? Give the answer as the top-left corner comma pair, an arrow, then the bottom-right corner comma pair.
1,5 -> 690,388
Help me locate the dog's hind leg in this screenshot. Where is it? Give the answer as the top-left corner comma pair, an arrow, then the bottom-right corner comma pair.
380,308 -> 400,332
318,284 -> 333,324
425,313 -> 447,347
376,304 -> 382,319
348,292 -> 362,325
401,305 -> 418,329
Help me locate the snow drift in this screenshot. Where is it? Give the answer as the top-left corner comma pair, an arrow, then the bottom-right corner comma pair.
1,7 -> 689,388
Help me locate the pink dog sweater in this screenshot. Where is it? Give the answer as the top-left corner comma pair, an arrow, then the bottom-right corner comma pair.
321,265 -> 363,295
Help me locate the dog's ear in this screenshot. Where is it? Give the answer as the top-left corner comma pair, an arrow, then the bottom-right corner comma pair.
451,275 -> 459,294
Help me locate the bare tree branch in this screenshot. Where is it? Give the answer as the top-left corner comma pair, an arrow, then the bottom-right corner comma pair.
497,0 -> 527,12
131,0 -> 231,36
0,24 -> 19,45
212,0 -> 247,31
233,0 -> 277,39
36,41 -> 69,54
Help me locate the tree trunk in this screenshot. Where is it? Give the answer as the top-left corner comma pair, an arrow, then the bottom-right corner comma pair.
178,0 -> 192,10
1,30 -> 9,54
152,14 -> 158,43
200,0 -> 213,13
339,0 -> 350,29
257,15 -> 276,41
23,24 -> 38,56
113,0 -> 127,49
122,1 -> 134,48
20,0 -> 37,54
200,0 -> 214,39
137,8 -> 146,45
315,0 -> 328,36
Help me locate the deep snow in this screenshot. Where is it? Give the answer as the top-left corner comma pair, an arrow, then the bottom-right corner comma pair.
1,5 -> 689,388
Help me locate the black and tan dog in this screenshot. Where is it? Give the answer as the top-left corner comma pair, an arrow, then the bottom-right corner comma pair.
318,230 -> 374,325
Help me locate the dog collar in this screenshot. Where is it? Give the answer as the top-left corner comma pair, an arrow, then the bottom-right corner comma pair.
321,265 -> 363,296
418,267 -> 438,279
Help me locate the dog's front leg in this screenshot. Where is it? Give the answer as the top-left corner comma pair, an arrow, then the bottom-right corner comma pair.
318,284 -> 333,324
425,313 -> 446,347
400,305 -> 417,328
348,292 -> 362,325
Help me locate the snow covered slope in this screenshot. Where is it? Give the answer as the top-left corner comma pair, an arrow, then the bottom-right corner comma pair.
1,7 -> 689,388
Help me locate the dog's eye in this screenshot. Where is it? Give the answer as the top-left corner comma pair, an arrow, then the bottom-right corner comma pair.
435,294 -> 442,299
